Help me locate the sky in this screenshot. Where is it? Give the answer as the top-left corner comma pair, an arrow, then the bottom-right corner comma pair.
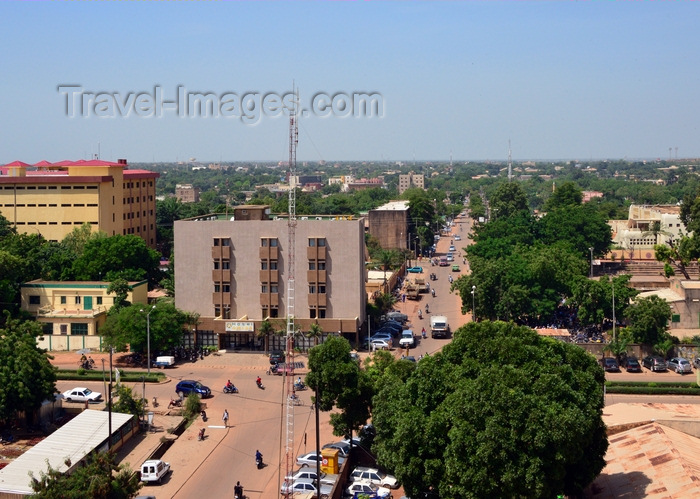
1,1 -> 699,163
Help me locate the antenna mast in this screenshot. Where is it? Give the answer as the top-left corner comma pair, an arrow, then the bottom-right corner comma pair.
507,139 -> 512,182
284,85 -> 299,488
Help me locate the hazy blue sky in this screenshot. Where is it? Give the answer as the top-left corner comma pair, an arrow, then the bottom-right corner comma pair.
1,1 -> 698,163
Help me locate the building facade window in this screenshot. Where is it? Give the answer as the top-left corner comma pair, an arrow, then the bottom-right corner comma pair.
71,323 -> 88,335
75,296 -> 81,305
96,297 -> 103,305
60,296 -> 66,305
29,295 -> 40,305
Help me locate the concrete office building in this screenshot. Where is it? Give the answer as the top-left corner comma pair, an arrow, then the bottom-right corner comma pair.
173,206 -> 366,350
368,200 -> 410,251
0,159 -> 159,248
398,172 -> 424,194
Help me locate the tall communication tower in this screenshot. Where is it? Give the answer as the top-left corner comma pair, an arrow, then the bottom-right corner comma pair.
507,139 -> 512,182
283,86 -> 299,487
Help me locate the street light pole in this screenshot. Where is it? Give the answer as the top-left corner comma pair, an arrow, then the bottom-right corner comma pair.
471,285 -> 476,322
588,247 -> 594,278
141,305 -> 156,375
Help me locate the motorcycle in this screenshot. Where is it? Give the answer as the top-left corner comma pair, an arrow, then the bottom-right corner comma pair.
201,410 -> 207,422
168,398 -> 182,409
425,304 -> 430,314
431,288 -> 436,297
418,309 -> 423,319
293,381 -> 307,391
198,428 -> 206,441
223,384 -> 239,394
256,378 -> 265,390
266,364 -> 279,375
255,451 -> 263,469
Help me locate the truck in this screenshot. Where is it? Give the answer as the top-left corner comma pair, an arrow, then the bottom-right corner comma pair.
430,315 -> 450,339
152,356 -> 176,369
414,277 -> 429,293
405,283 -> 420,300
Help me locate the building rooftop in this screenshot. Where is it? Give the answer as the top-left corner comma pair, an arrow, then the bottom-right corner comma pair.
0,410 -> 134,495
372,200 -> 410,211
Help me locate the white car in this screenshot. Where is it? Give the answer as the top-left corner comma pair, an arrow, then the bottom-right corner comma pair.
281,478 -> 332,497
297,451 -> 346,468
350,466 -> 399,488
140,459 -> 170,483
366,339 -> 392,351
399,330 -> 415,348
454,235 -> 462,241
322,441 -> 351,458
284,469 -> 337,485
346,479 -> 392,498
62,387 -> 102,403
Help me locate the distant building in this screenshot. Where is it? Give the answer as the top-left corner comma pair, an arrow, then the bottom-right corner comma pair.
175,184 -> 200,203
174,207 -> 366,350
398,172 -> 424,194
610,204 -> 687,250
0,159 -> 158,248
582,190 -> 604,203
368,200 -> 410,250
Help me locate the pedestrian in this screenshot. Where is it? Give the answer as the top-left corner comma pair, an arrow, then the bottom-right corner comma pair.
222,409 -> 229,427
402,293 -> 406,302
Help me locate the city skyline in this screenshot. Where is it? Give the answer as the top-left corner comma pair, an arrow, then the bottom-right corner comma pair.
1,2 -> 698,163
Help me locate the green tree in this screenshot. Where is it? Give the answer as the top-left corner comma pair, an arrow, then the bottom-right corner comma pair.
72,235 -> 161,284
626,295 -> 672,345
100,303 -> 189,353
306,322 -> 323,347
372,321 -> 607,498
306,336 -> 371,439
537,204 -> 612,259
489,182 -> 528,220
0,316 -> 57,423
111,384 -> 146,420
257,319 -> 275,352
30,450 -> 142,499
571,275 -> 637,326
107,278 -> 132,312
544,181 -> 583,211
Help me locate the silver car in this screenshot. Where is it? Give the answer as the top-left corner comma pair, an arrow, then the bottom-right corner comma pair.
667,357 -> 693,374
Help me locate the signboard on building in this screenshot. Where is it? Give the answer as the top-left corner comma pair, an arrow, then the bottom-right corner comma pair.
225,322 -> 255,332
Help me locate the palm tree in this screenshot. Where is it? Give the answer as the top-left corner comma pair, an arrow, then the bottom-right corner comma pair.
378,249 -> 401,293
306,322 -> 323,347
642,220 -> 672,246
256,320 -> 275,353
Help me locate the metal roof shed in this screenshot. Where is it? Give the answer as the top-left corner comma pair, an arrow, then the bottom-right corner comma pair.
0,410 -> 136,497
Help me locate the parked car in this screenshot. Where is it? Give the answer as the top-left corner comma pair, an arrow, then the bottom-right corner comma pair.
406,266 -> 423,273
694,356 -> 700,369
322,441 -> 351,458
140,459 -> 170,483
280,477 -> 333,497
375,326 -> 401,337
369,332 -> 394,343
667,357 -> 693,374
62,387 -> 102,403
175,380 -> 211,398
284,469 -> 336,485
642,355 -> 668,372
449,245 -> 456,252
346,480 -> 392,498
399,330 -> 415,348
384,311 -> 408,323
601,357 -> 620,372
623,357 -> 642,373
269,349 -> 285,365
349,466 -> 399,488
296,451 -> 346,468
365,339 -> 392,351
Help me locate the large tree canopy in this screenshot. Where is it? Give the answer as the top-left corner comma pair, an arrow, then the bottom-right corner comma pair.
625,295 -> 672,345
0,316 -> 57,423
372,321 -> 608,499
72,234 -> 161,284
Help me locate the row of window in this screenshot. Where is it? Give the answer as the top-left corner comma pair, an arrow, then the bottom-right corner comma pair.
29,295 -> 104,306
213,237 -> 328,247
123,210 -> 154,219
123,181 -> 153,189
213,260 -> 231,270
123,225 -> 152,235
212,305 -> 328,320
0,185 -> 98,190
17,221 -> 97,226
213,284 -> 231,293
42,323 -> 89,335
123,196 -> 154,204
1,203 -> 98,208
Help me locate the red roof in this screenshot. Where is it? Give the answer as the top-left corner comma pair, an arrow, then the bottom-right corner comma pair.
34,160 -> 53,166
3,161 -> 31,167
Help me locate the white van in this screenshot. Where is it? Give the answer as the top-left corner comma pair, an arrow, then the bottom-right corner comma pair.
430,316 -> 450,339
140,459 -> 170,483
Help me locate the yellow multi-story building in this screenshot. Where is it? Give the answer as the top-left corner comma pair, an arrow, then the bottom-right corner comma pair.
20,279 -> 148,351
0,159 -> 159,247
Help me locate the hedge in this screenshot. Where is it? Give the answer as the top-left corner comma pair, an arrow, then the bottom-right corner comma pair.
605,380 -> 700,395
56,369 -> 164,383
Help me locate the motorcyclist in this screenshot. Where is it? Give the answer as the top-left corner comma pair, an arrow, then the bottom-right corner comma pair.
255,449 -> 263,468
418,309 -> 423,319
421,327 -> 426,338
256,376 -> 262,386
226,379 -> 233,389
425,304 -> 430,314
234,481 -> 244,499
